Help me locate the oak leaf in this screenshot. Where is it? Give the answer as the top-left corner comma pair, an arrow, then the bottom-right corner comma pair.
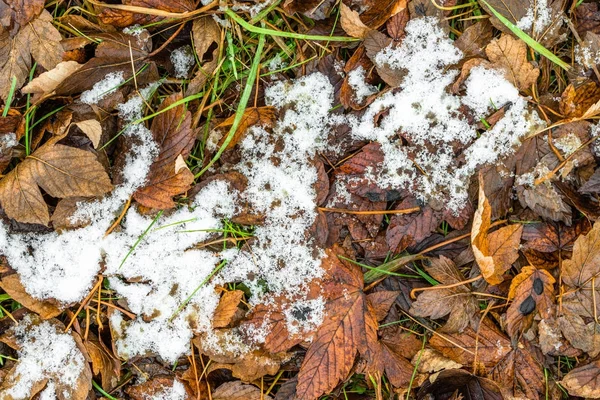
472,176 -> 522,285
0,136 -> 113,225
485,34 -> 540,92
295,247 -> 378,400
133,92 -> 195,209
409,256 -> 479,333
505,266 -> 555,338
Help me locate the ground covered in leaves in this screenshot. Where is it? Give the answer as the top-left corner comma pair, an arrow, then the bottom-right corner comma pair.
4,0 -> 600,399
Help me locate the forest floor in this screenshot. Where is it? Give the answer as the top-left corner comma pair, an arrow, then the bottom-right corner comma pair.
1,0 -> 600,399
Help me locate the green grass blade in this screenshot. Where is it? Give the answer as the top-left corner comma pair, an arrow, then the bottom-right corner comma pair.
363,254 -> 423,283
478,0 -> 571,71
195,32 -> 266,178
224,8 -> 359,42
118,210 -> 163,269
2,76 -> 17,117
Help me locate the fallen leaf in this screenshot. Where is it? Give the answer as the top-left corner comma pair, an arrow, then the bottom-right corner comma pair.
126,376 -> 193,400
485,34 -> 540,91
558,311 -> 600,357
215,107 -> 277,150
366,290 -> 399,321
213,290 -> 244,328
472,175 -> 523,285
133,92 -> 195,209
0,9 -> 63,100
560,81 -> 600,118
367,326 -> 419,388
295,246 -> 378,400
212,381 -> 271,400
522,219 -> 591,253
505,266 -> 555,338
430,317 -> 511,370
186,16 -> 221,96
386,197 -> 440,253
0,0 -> 45,28
455,19 -> 493,58
340,4 -> 371,39
409,256 -> 479,333
561,359 -> 600,398
73,120 -> 102,149
413,348 -> 462,374
85,333 -> 120,392
417,369 -> 503,400
386,7 -> 409,41
0,274 -> 62,319
0,136 -> 113,225
21,61 -> 83,101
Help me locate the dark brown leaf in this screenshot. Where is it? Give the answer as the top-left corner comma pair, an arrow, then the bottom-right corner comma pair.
133,92 -> 195,209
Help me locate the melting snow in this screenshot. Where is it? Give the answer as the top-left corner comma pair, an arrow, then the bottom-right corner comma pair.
80,71 -> 125,105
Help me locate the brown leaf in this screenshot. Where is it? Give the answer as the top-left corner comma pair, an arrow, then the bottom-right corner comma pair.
472,176 -> 522,285
518,180 -> 572,224
340,4 -> 371,38
558,311 -> 600,357
21,61 -> 83,101
212,381 -> 271,400
454,20 -> 493,58
506,266 -> 555,338
84,333 -> 120,392
386,7 -> 409,41
0,9 -> 63,100
0,274 -> 62,319
430,317 -> 511,370
359,0 -> 407,30
485,34 -> 540,91
575,3 -> 600,36
216,107 -> 277,150
490,340 -> 548,399
409,256 -> 479,333
282,0 -> 336,20
213,290 -> 244,328
126,376 -> 193,400
366,290 -> 399,322
417,369 -> 503,400
0,137 -> 113,225
560,81 -> 600,118
0,0 -> 45,28
367,326 -> 420,388
364,30 -> 402,87
386,197 -> 440,253
133,93 -> 195,209
186,16 -> 221,96
98,0 -> 195,28
522,219 -> 591,253
561,359 -> 600,398
295,246 -> 377,399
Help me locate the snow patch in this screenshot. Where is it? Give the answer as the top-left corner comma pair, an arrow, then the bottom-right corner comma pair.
80,71 -> 125,105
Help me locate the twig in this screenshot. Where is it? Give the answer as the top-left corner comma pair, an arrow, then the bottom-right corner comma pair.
410,275 -> 482,299
318,207 -> 420,215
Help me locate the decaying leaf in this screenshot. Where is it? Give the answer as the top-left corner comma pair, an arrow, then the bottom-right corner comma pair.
560,81 -> 600,119
472,176 -> 523,285
0,274 -> 62,319
212,381 -> 272,400
409,256 -> 479,333
133,92 -> 195,209
0,135 -> 112,225
73,120 -> 102,149
417,369 -> 503,400
505,265 -> 555,338
125,376 -> 193,400
340,4 -> 372,39
84,333 -> 120,392
21,61 -> 83,101
295,247 -> 378,400
0,10 -> 63,100
212,290 -> 244,328
485,34 -> 540,91
215,106 -> 277,150
187,16 -> 221,96
561,359 -> 600,398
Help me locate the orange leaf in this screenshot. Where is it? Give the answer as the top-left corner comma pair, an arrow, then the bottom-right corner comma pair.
212,290 -> 244,328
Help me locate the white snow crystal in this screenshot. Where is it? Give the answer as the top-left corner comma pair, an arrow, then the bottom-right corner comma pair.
146,380 -> 187,400
170,46 -> 195,79
80,71 -> 125,105
347,66 -> 377,103
0,315 -> 86,400
517,0 -> 553,35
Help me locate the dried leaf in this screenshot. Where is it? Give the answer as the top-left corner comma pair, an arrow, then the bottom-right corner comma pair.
98,0 -> 195,28
0,10 -> 63,100
558,311 -> 600,357
560,82 -> 600,118
126,376 -> 193,400
522,220 -> 591,253
21,61 -> 83,101
417,369 -> 503,400
0,274 -> 62,319
85,334 -> 120,391
366,290 -> 399,321
472,176 -> 522,285
216,107 -> 277,150
386,197 -> 440,253
561,359 -> 600,398
455,20 -> 493,58
506,266 -> 555,338
186,16 -> 220,96
213,381 -> 271,400
213,290 -> 244,328
485,34 -> 540,91
73,120 -> 102,149
0,137 -> 113,225
295,247 -> 378,400
133,93 -> 194,209
340,4 -> 371,39
409,256 -> 479,333
414,349 -> 462,374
